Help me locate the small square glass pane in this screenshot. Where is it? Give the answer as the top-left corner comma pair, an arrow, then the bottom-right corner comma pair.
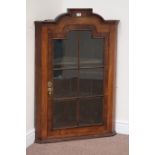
79,68 -> 103,96
79,31 -> 104,67
79,97 -> 103,126
53,31 -> 78,69
53,100 -> 77,129
54,69 -> 78,98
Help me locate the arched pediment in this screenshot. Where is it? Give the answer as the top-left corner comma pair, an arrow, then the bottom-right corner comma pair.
43,8 -> 119,25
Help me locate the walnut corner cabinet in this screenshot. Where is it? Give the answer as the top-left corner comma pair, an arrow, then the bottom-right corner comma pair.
35,8 -> 119,143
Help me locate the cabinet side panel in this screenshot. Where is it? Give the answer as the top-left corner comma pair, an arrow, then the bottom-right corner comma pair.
40,26 -> 48,139
35,23 -> 42,141
112,25 -> 118,132
107,24 -> 118,132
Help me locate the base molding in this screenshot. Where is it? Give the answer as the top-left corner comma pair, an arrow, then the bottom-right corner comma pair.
26,121 -> 129,147
26,128 -> 35,148
35,131 -> 116,144
115,121 -> 129,134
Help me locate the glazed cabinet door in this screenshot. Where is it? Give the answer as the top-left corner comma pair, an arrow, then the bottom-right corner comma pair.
47,30 -> 109,140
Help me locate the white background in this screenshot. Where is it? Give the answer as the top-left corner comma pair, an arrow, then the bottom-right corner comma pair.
0,0 -> 155,154
27,0 -> 129,140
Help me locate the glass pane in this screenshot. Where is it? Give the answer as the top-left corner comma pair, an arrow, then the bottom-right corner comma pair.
79,97 -> 103,126
54,70 -> 78,98
79,68 -> 103,96
53,31 -> 77,69
79,31 -> 104,67
53,100 -> 77,129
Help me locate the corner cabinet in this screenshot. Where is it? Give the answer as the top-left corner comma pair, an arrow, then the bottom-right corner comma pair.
35,8 -> 119,143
